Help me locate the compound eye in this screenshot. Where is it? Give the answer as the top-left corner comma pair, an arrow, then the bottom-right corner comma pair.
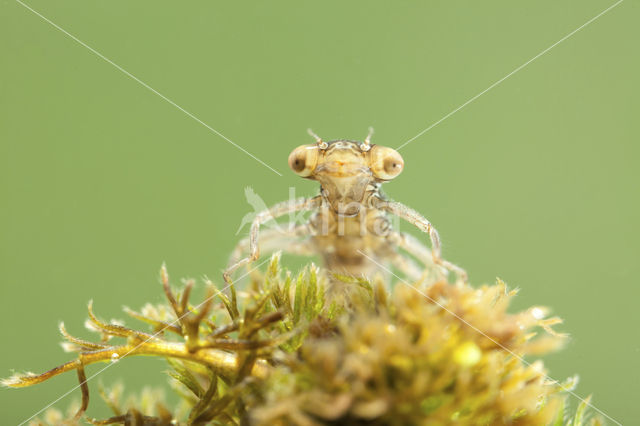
288,145 -> 319,177
369,145 -> 404,180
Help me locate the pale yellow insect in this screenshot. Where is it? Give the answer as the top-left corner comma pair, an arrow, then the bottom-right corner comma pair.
224,129 -> 467,285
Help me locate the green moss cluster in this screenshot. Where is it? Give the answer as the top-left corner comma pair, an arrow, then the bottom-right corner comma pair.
4,255 -> 601,425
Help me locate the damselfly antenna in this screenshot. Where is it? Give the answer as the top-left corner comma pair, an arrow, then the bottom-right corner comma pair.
361,127 -> 374,151
307,128 -> 327,149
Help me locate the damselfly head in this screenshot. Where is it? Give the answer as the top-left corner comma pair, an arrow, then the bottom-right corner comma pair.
288,133 -> 404,182
288,131 -> 404,214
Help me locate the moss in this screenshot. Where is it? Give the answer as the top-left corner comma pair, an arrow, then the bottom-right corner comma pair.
3,254 -> 602,425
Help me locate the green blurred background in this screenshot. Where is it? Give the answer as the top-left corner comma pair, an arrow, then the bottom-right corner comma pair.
1,0 -> 637,424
